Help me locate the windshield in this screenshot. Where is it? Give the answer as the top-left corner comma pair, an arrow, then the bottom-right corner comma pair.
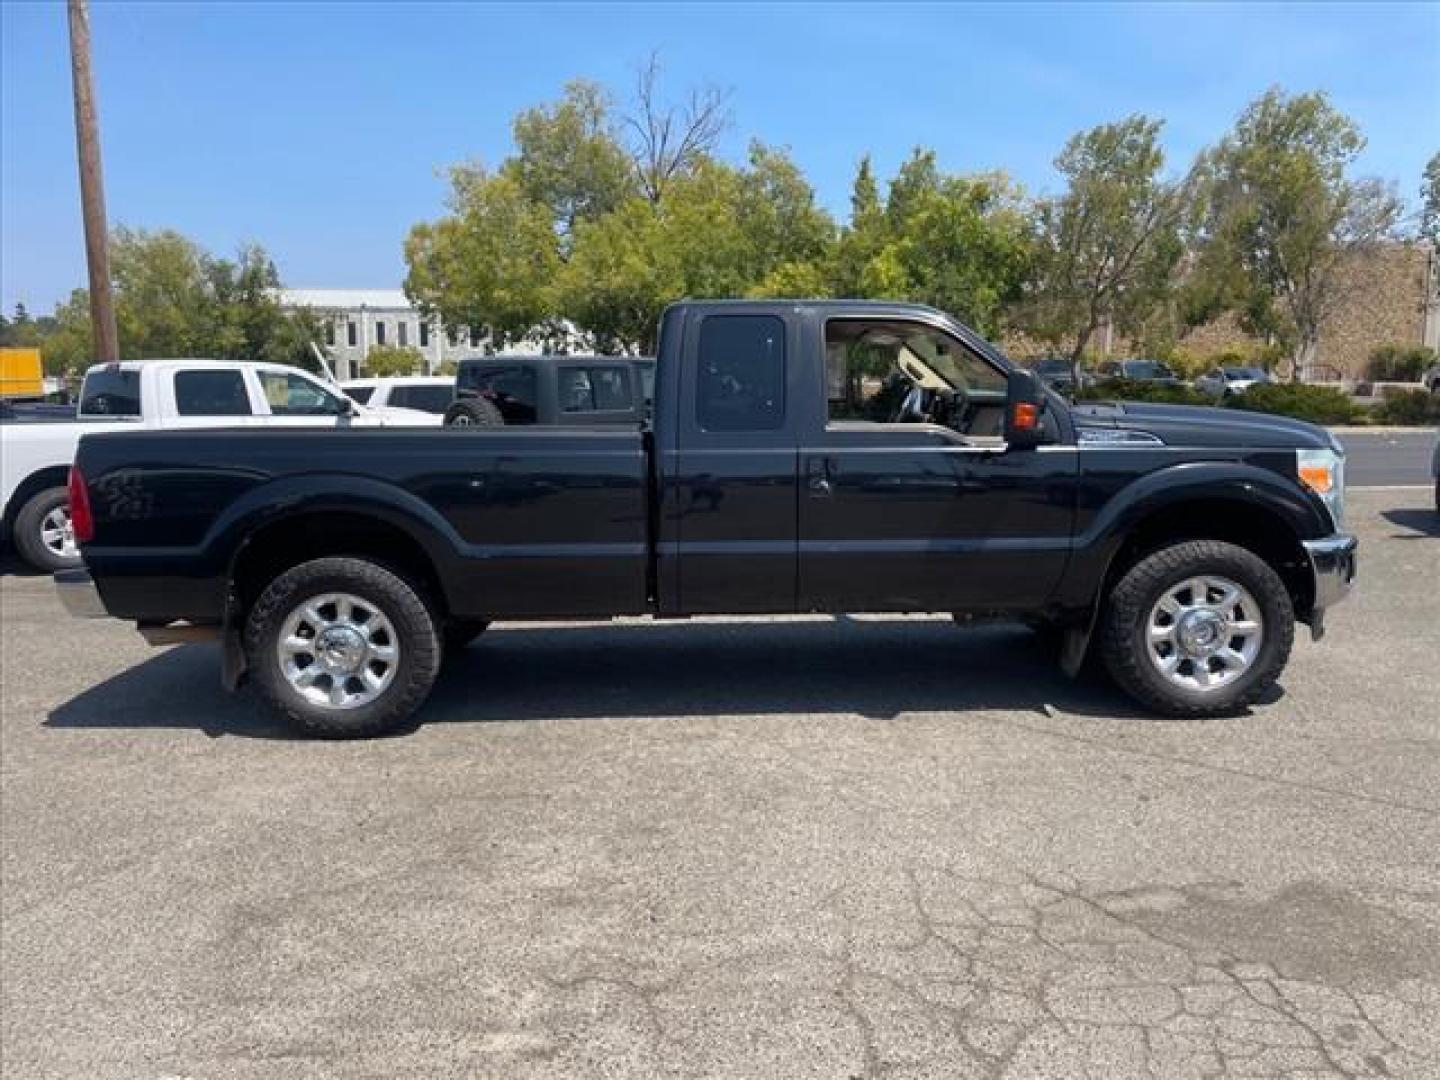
1126,361 -> 1175,379
1224,367 -> 1266,380
1034,359 -> 1071,374
79,368 -> 142,416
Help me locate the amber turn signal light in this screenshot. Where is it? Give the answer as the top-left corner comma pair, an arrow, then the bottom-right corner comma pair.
1011,402 -> 1040,430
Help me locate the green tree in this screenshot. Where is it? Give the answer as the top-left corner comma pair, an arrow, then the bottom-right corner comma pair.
502,80 -> 637,245
403,168 -> 561,346
1420,151 -> 1440,246
1193,88 -> 1402,379
828,151 -> 1031,336
1018,116 -> 1190,376
362,344 -> 424,376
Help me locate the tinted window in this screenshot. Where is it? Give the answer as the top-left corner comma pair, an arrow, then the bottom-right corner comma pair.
696,316 -> 785,432
79,369 -> 142,416
559,366 -> 631,412
391,385 -> 453,414
259,371 -> 345,416
343,385 -> 375,404
175,370 -> 251,416
458,364 -> 537,423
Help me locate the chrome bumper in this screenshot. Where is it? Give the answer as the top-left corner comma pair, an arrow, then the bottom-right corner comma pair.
1302,533 -> 1357,622
54,568 -> 108,619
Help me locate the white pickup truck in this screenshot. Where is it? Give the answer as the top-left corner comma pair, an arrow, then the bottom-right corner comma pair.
1,359 -> 438,572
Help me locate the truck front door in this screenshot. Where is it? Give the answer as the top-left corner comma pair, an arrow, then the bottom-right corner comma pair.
798,315 -> 1075,614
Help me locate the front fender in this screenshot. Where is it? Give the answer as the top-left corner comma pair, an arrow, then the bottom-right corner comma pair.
1054,459 -> 1329,612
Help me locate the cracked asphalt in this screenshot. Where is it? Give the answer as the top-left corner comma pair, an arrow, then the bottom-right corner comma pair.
2,489 -> 1437,1079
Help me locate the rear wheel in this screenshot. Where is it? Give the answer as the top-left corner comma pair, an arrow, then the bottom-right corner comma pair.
1101,540 -> 1293,717
13,486 -> 82,572
244,557 -> 440,738
443,397 -> 504,427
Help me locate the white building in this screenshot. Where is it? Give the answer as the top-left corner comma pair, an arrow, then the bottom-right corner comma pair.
278,288 -> 589,380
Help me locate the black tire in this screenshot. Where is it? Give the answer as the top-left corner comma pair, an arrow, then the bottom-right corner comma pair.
13,486 -> 82,572
1100,540 -> 1294,717
444,397 -> 504,427
443,619 -> 490,653
244,557 -> 440,738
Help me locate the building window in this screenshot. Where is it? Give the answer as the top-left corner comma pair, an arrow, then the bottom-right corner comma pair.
376,321 -> 387,346
324,322 -> 336,347
469,326 -> 480,348
447,327 -> 458,347
347,322 -> 357,347
398,321 -> 408,347
419,322 -> 430,347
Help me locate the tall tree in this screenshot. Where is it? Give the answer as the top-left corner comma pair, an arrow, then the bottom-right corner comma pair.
502,80 -> 637,245
1420,150 -> 1440,246
1018,116 -> 1190,376
1194,88 -> 1401,379
828,150 -> 1031,335
623,52 -> 731,204
403,168 -> 561,346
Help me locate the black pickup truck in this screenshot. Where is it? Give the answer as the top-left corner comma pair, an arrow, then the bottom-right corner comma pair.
58,300 -> 1356,737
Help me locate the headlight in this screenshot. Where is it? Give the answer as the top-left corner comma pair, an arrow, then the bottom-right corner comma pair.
1297,447 -> 1345,529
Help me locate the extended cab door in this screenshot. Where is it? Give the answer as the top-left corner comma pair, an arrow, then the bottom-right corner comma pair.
798,313 -> 1075,613
661,311 -> 801,613
152,366 -> 261,428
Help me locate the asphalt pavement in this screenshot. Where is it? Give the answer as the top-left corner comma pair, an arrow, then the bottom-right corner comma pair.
1335,429 -> 1436,488
2,489 -> 1438,1079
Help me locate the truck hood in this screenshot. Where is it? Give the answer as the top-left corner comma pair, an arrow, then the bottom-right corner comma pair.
1071,400 -> 1337,450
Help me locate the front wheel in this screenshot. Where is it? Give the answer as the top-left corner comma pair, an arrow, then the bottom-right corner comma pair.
1100,540 -> 1294,717
244,557 -> 440,738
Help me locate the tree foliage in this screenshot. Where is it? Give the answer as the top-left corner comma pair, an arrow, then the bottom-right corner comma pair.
1192,89 -> 1402,378
11,229 -> 324,375
1420,151 -> 1440,247
362,344 -> 425,376
1018,116 -> 1190,371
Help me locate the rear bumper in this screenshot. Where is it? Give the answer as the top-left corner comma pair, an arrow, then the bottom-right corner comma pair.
54,567 -> 108,618
1302,533 -> 1357,615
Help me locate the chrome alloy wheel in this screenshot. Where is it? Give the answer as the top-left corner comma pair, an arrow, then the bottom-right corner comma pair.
276,592 -> 399,709
41,505 -> 76,559
1146,575 -> 1263,692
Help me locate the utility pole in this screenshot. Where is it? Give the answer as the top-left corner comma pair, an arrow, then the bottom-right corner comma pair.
67,0 -> 119,362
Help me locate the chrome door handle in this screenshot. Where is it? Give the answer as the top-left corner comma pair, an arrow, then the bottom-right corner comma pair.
806,457 -> 833,496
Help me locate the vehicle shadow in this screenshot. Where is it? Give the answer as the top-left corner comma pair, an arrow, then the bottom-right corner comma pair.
0,551 -> 45,578
1381,507 -> 1439,538
46,618 -> 1275,739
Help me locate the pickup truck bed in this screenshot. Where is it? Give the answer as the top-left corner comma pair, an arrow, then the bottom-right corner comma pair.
62,300 -> 1357,737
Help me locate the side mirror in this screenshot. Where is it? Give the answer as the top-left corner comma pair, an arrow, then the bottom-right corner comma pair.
1004,368 -> 1046,451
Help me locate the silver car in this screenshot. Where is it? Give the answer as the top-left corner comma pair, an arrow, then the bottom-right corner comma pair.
1195,365 -> 1271,398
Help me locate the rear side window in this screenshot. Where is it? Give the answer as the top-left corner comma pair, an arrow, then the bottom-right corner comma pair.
391,385 -> 453,414
459,365 -> 537,424
696,315 -> 785,432
79,368 -> 142,416
343,385 -> 375,404
174,370 -> 251,416
559,366 -> 631,413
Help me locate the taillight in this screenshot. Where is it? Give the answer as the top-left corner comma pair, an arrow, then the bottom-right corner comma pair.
67,466 -> 94,544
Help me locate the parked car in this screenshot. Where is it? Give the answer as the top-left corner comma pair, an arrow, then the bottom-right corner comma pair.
59,299 -> 1355,737
1194,366 -> 1272,398
340,376 -> 455,415
1,359 -> 437,572
444,355 -> 655,426
1095,359 -> 1184,386
1030,357 -> 1092,394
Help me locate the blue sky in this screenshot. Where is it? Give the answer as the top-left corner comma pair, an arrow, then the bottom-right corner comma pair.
3,1 -> 1437,313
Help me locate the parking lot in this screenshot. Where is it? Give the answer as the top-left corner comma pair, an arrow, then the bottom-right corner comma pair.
1,487 -> 1436,1078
